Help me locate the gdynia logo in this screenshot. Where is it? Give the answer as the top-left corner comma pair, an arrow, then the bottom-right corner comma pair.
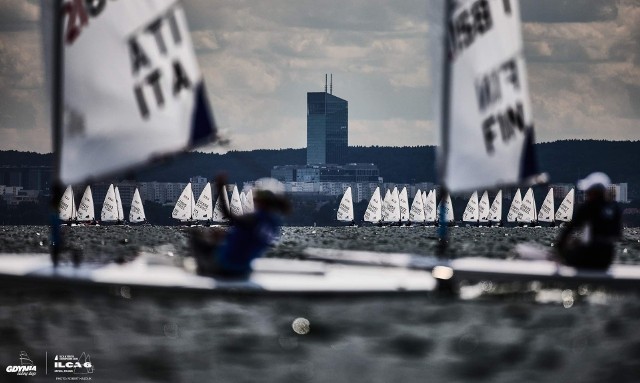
5,351 -> 37,376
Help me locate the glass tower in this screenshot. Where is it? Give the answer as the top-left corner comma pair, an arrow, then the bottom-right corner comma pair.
307,92 -> 348,165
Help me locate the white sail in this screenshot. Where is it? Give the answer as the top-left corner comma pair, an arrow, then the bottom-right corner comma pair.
410,189 -> 426,223
424,189 -> 437,223
399,187 -> 410,222
507,188 -> 522,222
114,187 -> 124,222
172,183 -> 194,221
489,190 -> 503,223
462,191 -> 479,222
101,184 -> 119,222
129,188 -> 146,223
478,191 -> 490,223
59,185 -> 76,222
440,0 -> 542,192
381,189 -> 392,222
555,188 -> 575,222
41,0 -> 217,185
77,186 -> 95,222
212,186 -> 231,223
538,188 -> 555,222
230,185 -> 244,216
193,183 -> 213,221
437,193 -> 454,223
239,191 -> 247,213
518,188 -> 537,224
384,187 -> 401,223
337,187 -> 354,222
364,187 -> 382,223
243,189 -> 255,214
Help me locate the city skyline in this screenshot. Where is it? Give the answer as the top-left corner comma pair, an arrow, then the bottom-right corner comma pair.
0,0 -> 639,154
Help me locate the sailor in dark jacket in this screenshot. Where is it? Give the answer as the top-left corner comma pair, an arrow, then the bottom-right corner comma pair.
556,172 -> 622,269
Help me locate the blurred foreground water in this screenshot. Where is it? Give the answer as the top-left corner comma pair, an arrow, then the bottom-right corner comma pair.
1,226 -> 640,382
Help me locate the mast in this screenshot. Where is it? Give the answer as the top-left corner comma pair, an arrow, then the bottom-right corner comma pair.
50,0 -> 64,266
438,0 -> 453,251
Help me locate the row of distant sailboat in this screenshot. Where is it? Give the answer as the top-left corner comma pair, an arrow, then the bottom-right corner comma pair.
171,182 -> 254,224
59,184 -> 146,224
337,186 -> 575,226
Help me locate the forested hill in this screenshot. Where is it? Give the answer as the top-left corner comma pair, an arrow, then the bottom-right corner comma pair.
1,140 -> 638,198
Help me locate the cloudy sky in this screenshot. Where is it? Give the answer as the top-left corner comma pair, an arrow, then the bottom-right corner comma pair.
0,0 -> 638,153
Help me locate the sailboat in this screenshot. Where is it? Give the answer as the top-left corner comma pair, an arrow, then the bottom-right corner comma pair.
424,189 -> 437,225
241,189 -> 255,214
172,182 -> 195,224
363,187 -> 382,224
398,187 -> 410,225
193,183 -> 213,224
555,188 -> 575,222
58,185 -> 77,225
507,189 -> 522,224
409,189 -> 426,224
129,188 -> 146,224
488,190 -> 503,226
436,193 -> 454,225
76,186 -> 95,224
211,185 -> 231,225
478,191 -> 490,225
337,186 -> 355,224
383,187 -> 401,225
517,188 -> 537,226
101,184 -> 124,224
462,191 -> 479,224
537,188 -> 555,225
229,185 -> 244,216
381,189 -> 392,223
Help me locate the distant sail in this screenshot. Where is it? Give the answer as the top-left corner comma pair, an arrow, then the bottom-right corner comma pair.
489,190 -> 503,223
462,191 -> 479,222
41,0 -> 217,185
129,188 -> 146,223
212,186 -> 231,223
440,0 -> 544,192
399,187 -> 410,222
518,188 -> 536,224
243,189 -> 255,214
193,183 -> 213,221
364,187 -> 382,223
410,189 -> 426,223
384,187 -> 401,223
478,191 -> 490,223
555,188 -> 575,222
115,187 -> 124,222
77,186 -> 95,222
101,184 -> 119,222
239,191 -> 246,213
538,188 -> 555,222
437,193 -> 454,223
172,183 -> 194,221
424,189 -> 437,223
337,187 -> 354,222
230,185 -> 244,216
381,189 -> 392,222
59,185 -> 76,222
507,188 -> 522,222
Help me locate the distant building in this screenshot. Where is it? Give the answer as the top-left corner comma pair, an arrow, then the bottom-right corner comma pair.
271,163 -> 381,184
307,76 -> 348,165
190,176 -> 208,200
0,165 -> 52,194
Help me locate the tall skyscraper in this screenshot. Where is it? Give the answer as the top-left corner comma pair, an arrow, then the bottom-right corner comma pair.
307,75 -> 348,165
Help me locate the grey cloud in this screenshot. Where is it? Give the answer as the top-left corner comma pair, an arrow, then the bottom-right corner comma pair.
0,0 -> 39,31
521,0 -> 617,23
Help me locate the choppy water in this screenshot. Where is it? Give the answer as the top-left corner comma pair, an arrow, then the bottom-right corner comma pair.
1,226 -> 640,382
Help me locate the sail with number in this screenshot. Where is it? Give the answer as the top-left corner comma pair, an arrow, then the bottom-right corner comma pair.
41,0 -> 217,185
424,189 -> 437,223
478,191 -> 490,223
381,189 -> 392,222
101,184 -> 119,222
384,187 -> 401,223
243,189 -> 255,214
129,188 -> 146,223
337,187 -> 354,222
230,185 -> 244,216
518,188 -> 536,224
538,188 -> 555,222
212,186 -> 231,223
410,189 -> 426,223
555,188 -> 575,222
364,187 -> 382,223
399,187 -> 410,223
463,191 -> 479,222
114,187 -> 124,222
439,0 -> 544,193
172,182 -> 194,221
77,186 -> 95,222
507,188 -> 522,222
59,185 -> 77,222
193,183 -> 213,221
489,190 -> 502,223
437,193 -> 454,223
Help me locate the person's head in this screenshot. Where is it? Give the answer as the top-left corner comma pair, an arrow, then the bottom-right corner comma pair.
253,178 -> 292,215
577,172 -> 610,202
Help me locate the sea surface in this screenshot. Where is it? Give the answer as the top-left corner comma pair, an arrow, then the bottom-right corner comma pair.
1,225 -> 640,382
